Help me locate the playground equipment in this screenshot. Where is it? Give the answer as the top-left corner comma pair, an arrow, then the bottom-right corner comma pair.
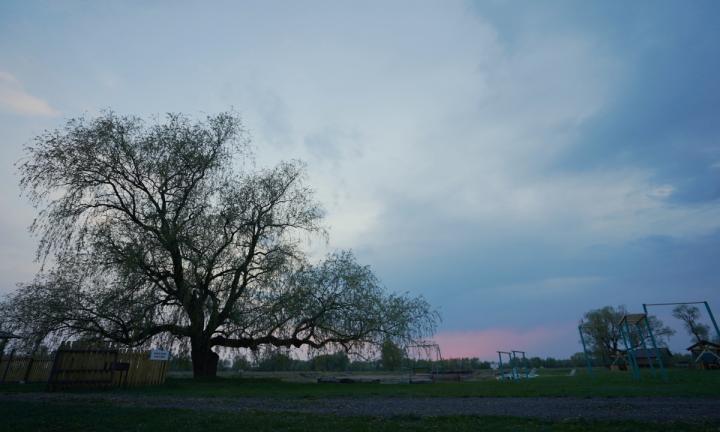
496,350 -> 533,380
578,321 -> 594,376
579,300 -> 720,380
497,351 -> 512,379
609,349 -> 629,371
644,301 -> 720,372
643,301 -> 720,344
687,340 -> 720,369
512,350 -> 530,379
618,313 -> 666,380
406,341 -> 442,382
579,312 -> 665,380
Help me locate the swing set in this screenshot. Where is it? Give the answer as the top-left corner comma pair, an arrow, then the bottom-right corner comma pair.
496,350 -> 531,380
579,300 -> 720,380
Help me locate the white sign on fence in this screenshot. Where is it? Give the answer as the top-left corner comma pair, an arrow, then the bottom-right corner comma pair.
149,349 -> 170,361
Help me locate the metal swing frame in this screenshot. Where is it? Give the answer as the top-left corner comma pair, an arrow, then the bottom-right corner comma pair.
643,301 -> 720,375
497,350 -> 530,380
496,351 -> 513,380
642,301 -> 720,343
579,301 -> 720,381
618,313 -> 665,380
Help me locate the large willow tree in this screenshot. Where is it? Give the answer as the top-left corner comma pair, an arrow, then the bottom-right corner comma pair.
6,112 -> 437,377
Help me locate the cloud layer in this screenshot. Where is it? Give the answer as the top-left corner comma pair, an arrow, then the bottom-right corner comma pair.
1,1 -> 719,357
0,71 -> 58,116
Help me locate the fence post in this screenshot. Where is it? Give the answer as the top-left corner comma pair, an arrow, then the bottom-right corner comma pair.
23,356 -> 35,383
47,344 -> 64,391
1,349 -> 15,383
112,349 -> 119,387
0,339 -> 6,377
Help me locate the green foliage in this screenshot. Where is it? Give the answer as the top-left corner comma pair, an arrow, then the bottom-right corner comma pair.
230,354 -> 252,371
347,359 -> 381,371
569,352 -> 587,367
4,111 -> 439,377
169,354 -> 193,371
407,357 -> 493,372
311,351 -> 350,371
673,305 -> 711,343
257,353 -> 297,371
381,340 -> 404,371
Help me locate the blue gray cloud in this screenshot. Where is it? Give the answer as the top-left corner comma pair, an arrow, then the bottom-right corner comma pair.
1,0 -> 718,357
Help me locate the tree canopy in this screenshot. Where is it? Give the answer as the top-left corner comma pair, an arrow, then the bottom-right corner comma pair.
3,111 -> 438,376
672,305 -> 710,343
380,339 -> 404,371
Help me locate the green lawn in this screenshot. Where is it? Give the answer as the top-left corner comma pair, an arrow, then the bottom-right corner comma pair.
3,368 -> 720,398
0,400 -> 714,432
120,368 -> 720,398
2,370 -> 719,431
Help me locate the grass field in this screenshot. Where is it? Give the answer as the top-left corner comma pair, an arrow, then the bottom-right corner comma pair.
2,368 -> 719,431
133,368 -> 720,398
1,400 -> 715,432
4,368 -> 715,398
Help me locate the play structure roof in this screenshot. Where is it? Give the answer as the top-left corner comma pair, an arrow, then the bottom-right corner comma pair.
686,340 -> 720,351
618,313 -> 647,326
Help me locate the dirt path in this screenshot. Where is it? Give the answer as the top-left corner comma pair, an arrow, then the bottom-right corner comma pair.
3,392 -> 720,422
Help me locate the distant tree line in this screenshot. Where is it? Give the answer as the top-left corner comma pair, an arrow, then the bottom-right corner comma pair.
168,350 -> 587,372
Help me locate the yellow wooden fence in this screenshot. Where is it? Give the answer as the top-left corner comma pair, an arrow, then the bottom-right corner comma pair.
40,342 -> 169,390
0,354 -> 53,383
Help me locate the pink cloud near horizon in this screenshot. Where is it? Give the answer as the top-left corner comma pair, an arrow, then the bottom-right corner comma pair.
431,324 -> 578,360
0,71 -> 60,117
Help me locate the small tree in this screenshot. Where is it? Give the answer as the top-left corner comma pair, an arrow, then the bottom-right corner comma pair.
311,351 -> 350,371
4,111 -> 439,377
672,305 -> 710,343
380,339 -> 404,371
256,350 -> 294,371
528,357 -> 542,368
231,354 -> 251,371
569,352 -> 587,367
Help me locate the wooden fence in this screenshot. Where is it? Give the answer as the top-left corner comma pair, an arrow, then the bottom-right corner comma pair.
46,342 -> 169,391
0,342 -> 169,390
0,352 -> 53,383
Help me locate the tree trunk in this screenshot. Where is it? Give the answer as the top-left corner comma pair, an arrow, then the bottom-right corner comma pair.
191,339 -> 219,378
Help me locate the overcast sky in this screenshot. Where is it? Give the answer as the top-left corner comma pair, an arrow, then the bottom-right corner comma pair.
1,1 -> 719,359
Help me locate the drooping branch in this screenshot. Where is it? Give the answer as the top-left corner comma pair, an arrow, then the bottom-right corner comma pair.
4,111 -> 438,376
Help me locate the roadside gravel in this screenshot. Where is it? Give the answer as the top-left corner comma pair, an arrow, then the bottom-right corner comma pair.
2,392 -> 719,422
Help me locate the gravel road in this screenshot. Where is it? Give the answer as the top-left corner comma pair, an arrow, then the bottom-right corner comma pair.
3,392 -> 720,422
